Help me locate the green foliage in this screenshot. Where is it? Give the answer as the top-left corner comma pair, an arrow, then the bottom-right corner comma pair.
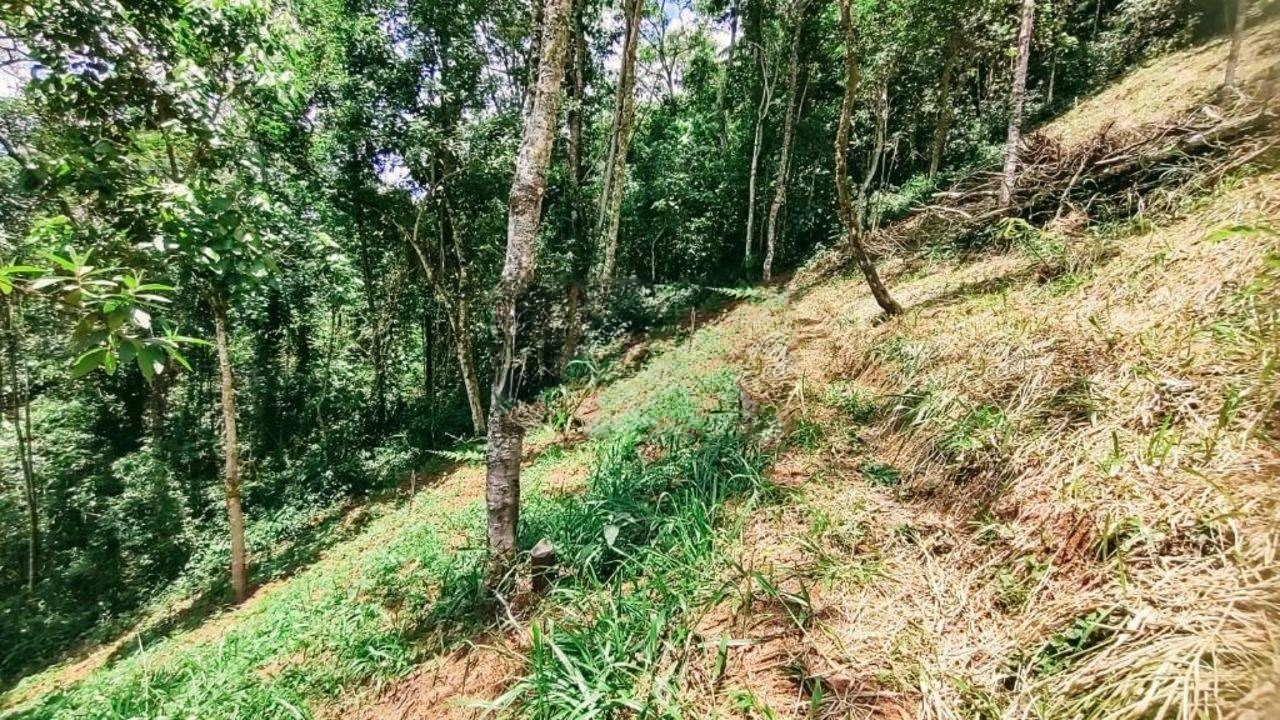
858,460 -> 902,487
0,0 -> 1218,696
1007,608 -> 1121,680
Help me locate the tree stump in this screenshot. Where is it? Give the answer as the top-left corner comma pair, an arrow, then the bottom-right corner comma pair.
531,538 -> 557,595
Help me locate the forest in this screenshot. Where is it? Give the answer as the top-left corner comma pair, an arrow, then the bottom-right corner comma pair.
0,0 -> 1277,717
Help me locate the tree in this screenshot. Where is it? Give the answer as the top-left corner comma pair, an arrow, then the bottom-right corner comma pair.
761,0 -> 809,284
743,27 -> 777,269
929,30 -> 961,178
835,0 -> 901,316
1222,0 -> 1250,98
999,0 -> 1036,207
485,0 -> 573,578
595,0 -> 644,294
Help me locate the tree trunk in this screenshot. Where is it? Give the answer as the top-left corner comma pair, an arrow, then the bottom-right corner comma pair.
856,84 -> 888,234
999,0 -> 1036,208
3,299 -> 38,590
929,34 -> 959,178
486,0 -> 572,579
595,0 -> 642,294
716,0 -> 739,150
213,295 -> 248,604
745,55 -> 773,268
454,314 -> 487,435
558,283 -> 583,376
406,171 -> 487,436
422,307 -> 434,412
762,7 -> 806,283
560,0 -> 587,375
835,0 -> 901,316
1222,0 -> 1249,96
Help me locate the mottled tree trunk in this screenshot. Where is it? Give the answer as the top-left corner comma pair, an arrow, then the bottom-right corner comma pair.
406,173 -> 487,435
762,7 -> 806,283
4,299 -> 38,590
999,0 -> 1036,208
1223,0 -> 1250,96
745,55 -> 773,268
560,0 -> 587,375
558,283 -> 583,376
486,0 -> 572,578
929,34 -> 958,178
453,314 -> 486,435
213,295 -> 248,604
835,0 -> 901,316
595,0 -> 642,293
856,84 -> 888,234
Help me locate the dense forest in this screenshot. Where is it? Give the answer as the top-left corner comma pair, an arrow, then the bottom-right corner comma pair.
0,0 -> 1270,704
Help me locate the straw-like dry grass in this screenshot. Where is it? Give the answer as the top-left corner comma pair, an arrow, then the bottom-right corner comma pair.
665,162 -> 1280,719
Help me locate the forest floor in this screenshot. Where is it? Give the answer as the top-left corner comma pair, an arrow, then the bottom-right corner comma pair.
4,17 -> 1280,720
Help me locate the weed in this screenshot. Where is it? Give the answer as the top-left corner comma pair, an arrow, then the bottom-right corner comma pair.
994,555 -> 1048,611
1007,608 -> 1121,681
823,383 -> 879,425
938,404 -> 1007,458
789,417 -> 825,450
1094,515 -> 1158,562
858,460 -> 902,487
1049,376 -> 1101,424
870,336 -> 930,378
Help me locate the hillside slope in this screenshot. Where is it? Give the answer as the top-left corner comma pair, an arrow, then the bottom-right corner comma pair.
4,20 -> 1279,720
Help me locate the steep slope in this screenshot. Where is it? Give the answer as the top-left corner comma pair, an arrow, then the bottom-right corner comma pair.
5,19 -> 1279,720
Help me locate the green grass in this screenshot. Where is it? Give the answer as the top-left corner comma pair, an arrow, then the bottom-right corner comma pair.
7,338 -> 765,720
500,369 -> 770,719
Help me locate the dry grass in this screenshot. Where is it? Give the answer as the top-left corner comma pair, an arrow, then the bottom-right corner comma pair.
667,167 -> 1280,718
1043,15 -> 1280,148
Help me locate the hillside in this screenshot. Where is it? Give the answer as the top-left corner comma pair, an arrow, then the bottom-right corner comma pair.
4,14 -> 1280,720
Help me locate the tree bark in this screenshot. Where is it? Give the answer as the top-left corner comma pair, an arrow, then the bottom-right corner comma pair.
213,295 -> 248,604
486,0 -> 572,579
856,83 -> 888,234
745,50 -> 774,268
1222,0 -> 1249,96
762,5 -> 807,283
560,0 -> 587,375
406,178 -> 487,435
835,0 -> 901,316
3,299 -> 38,590
454,317 -> 487,434
999,0 -> 1036,208
929,33 -> 959,178
595,0 -> 642,294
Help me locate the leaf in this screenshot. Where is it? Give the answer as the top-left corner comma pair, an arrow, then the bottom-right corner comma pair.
137,345 -> 160,382
71,348 -> 107,378
603,524 -> 620,548
131,307 -> 152,330
165,346 -> 193,372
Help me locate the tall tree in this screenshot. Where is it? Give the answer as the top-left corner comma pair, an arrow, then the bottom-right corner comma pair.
929,31 -> 961,178
595,0 -> 643,293
835,0 -> 901,316
486,0 -> 573,579
761,0 -> 808,283
999,0 -> 1036,207
559,0 -> 590,375
212,296 -> 247,602
743,33 -> 776,269
1222,0 -> 1250,97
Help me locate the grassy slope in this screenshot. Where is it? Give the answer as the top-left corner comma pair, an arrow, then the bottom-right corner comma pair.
5,19 -> 1280,720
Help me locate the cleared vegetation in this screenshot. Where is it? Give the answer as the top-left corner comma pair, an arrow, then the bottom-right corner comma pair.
3,8 -> 1279,720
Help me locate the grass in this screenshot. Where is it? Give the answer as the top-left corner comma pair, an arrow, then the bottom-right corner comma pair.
6,350 -> 767,719
9,27 -> 1280,719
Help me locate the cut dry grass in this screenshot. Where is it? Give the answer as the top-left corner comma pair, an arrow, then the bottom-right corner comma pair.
666,167 -> 1280,719
1044,16 -> 1280,148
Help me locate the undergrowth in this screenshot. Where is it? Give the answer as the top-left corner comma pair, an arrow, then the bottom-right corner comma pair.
8,369 -> 767,720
